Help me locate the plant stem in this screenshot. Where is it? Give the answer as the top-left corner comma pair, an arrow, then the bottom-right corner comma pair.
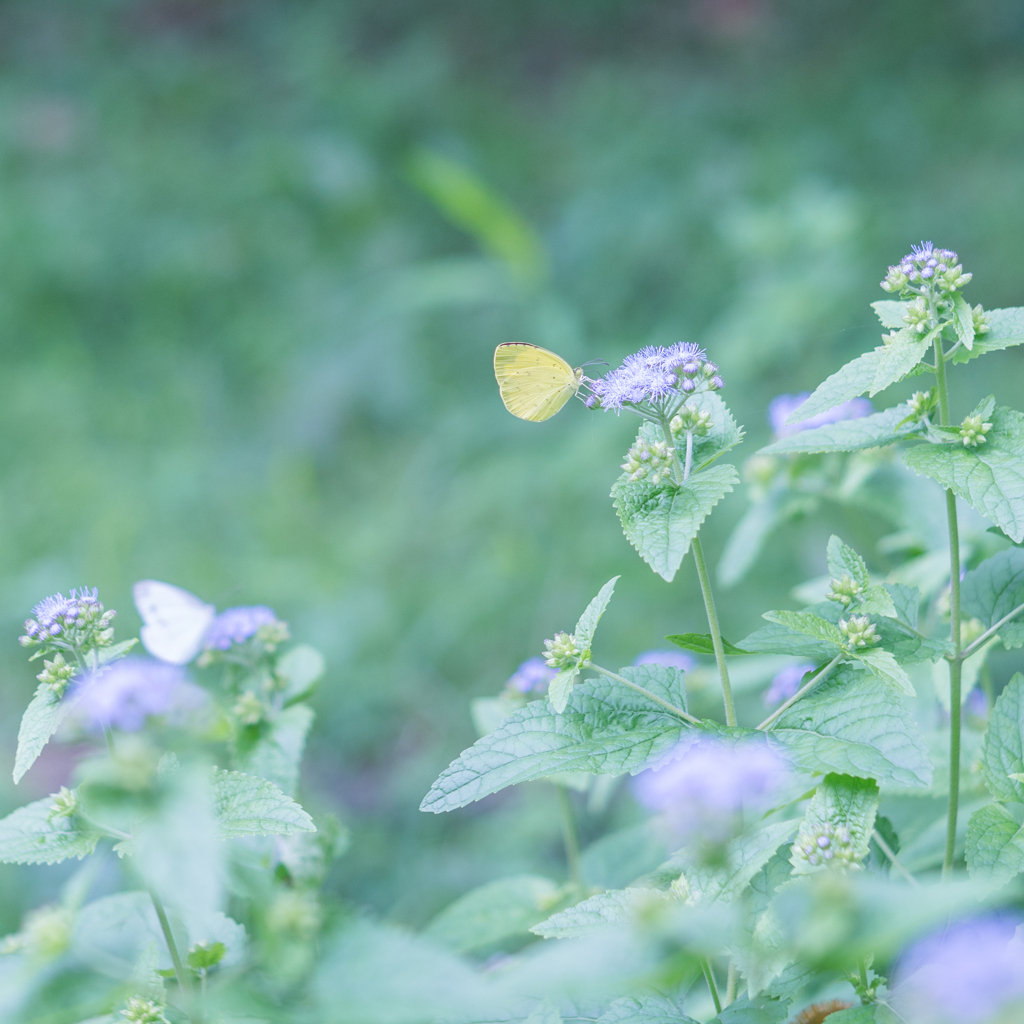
149,890 -> 198,1021
589,664 -> 699,724
872,829 -> 919,888
702,958 -> 723,1014
859,959 -> 870,999
725,960 -> 737,1005
960,601 -> 1024,659
555,783 -> 583,888
934,333 -> 963,879
756,654 -> 844,732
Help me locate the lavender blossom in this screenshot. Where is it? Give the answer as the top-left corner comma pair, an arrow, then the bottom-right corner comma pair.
894,916 -> 1024,1023
507,656 -> 557,694
204,606 -> 278,650
633,649 -> 695,672
769,393 -> 873,438
764,663 -> 815,705
20,587 -> 116,653
73,658 -> 207,732
587,343 -> 722,414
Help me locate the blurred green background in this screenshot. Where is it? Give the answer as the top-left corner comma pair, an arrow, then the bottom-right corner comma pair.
1,0 -> 1023,936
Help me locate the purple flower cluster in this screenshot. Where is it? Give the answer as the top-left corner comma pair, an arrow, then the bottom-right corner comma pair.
73,658 -> 207,732
894,916 -> 1024,1023
507,656 -> 557,694
769,394 -> 873,438
633,649 -> 695,672
892,241 -> 958,283
204,605 -> 278,650
633,738 -> 788,842
23,588 -> 98,642
763,663 -> 815,705
586,343 -> 722,413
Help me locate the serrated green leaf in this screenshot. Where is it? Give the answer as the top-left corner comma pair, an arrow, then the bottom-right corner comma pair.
548,667 -> 580,714
420,665 -> 695,813
870,328 -> 935,396
686,392 -> 746,472
785,348 -> 882,424
14,685 -> 75,785
852,647 -> 915,696
235,704 -> 314,797
903,405 -> 1024,543
666,633 -> 750,656
981,673 -> 1024,803
531,887 -> 669,939
1000,622 -> 1024,649
825,1007 -> 901,1024
95,638 -> 139,666
826,535 -> 869,590
276,644 -> 326,704
965,803 -> 1024,885
871,300 -> 909,329
0,793 -> 98,865
612,465 -> 738,582
713,995 -> 789,1024
951,293 -> 975,350
884,583 -> 921,628
580,821 -> 668,890
574,576 -> 620,651
597,996 -> 699,1024
210,769 -> 315,838
761,610 -> 844,648
790,774 -> 878,874
718,489 -> 799,588
760,404 -> 920,456
858,585 -> 897,618
767,664 -> 932,788
961,548 -> 1024,636
953,307 -> 1024,363
423,874 -> 564,953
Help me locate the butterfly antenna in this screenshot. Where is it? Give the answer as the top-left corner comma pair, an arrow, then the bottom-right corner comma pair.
579,359 -> 609,369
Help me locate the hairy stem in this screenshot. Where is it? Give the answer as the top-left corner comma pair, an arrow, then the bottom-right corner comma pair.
872,828 -> 919,888
555,783 -> 583,888
960,600 -> 1024,659
589,664 -> 699,724
756,654 -> 843,732
149,890 -> 198,1020
725,960 -> 737,1006
683,430 -> 694,481
702,959 -> 723,1015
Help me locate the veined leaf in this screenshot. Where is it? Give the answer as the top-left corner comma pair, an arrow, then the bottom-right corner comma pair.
686,392 -> 746,472
760,404 -> 920,457
767,664 -> 932,788
961,548 -> 1024,638
951,293 -> 975,350
0,793 -> 98,865
953,307 -> 1024,363
548,667 -> 580,715
871,300 -> 910,329
852,647 -> 915,696
965,803 -> 1024,885
761,610 -> 843,648
574,576 -> 620,652
235,704 -> 314,797
612,464 -> 738,582
980,673 -> 1024,803
826,535 -> 869,590
421,665 -> 695,813
210,769 -> 316,838
785,348 -> 882,424
903,405 -> 1024,542
14,685 -> 75,784
531,888 -> 669,939
790,775 -> 879,875
858,585 -> 897,619
276,644 -> 326,704
870,327 -> 935,396
597,996 -> 699,1024
666,633 -> 750,656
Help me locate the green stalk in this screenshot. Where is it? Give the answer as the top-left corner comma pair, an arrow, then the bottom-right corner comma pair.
149,890 -> 199,1022
589,664 -> 699,724
934,333 -> 963,878
701,958 -> 723,1014
555,783 -> 583,888
755,654 -> 843,732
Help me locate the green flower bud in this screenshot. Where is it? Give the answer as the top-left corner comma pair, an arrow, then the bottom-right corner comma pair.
256,620 -> 290,650
671,406 -> 714,437
828,574 -> 863,607
267,889 -> 322,940
232,690 -> 265,726
2,905 -> 73,960
907,389 -> 937,419
621,438 -> 675,486
972,303 -> 990,336
839,614 -> 878,649
48,786 -> 78,822
543,631 -> 581,669
36,653 -> 76,696
120,997 -> 170,1024
959,413 -> 993,448
901,296 -> 931,333
792,823 -> 861,871
742,454 -> 778,489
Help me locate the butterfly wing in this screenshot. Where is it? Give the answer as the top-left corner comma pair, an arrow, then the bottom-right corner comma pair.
133,580 -> 216,665
494,343 -> 582,422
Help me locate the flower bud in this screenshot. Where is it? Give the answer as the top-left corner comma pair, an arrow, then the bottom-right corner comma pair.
959,414 -> 993,448
792,823 -> 861,870
972,303 -> 991,336
47,786 -> 78,822
902,297 -> 931,333
839,615 -> 878,649
828,574 -> 863,607
672,406 -> 714,437
908,389 -> 937,419
120,998 -> 170,1024
543,631 -> 581,669
232,690 -> 265,726
621,438 -> 675,485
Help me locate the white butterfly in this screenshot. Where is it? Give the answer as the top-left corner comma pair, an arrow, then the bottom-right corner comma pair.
133,580 -> 216,665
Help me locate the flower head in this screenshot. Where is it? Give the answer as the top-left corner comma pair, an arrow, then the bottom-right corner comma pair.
20,588 -> 116,653
507,656 -> 557,694
542,631 -> 581,670
72,658 -> 206,732
621,437 -> 676,485
894,916 -> 1024,1023
587,343 -> 722,414
828,574 -> 863,607
839,615 -> 878,649
881,241 -> 971,295
769,394 -> 872,438
633,649 -> 695,672
959,413 -> 993,448
204,605 -> 279,650
791,822 -> 861,872
764,663 -> 815,705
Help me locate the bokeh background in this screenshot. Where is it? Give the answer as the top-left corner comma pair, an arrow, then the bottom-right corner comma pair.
1,0 -> 1023,938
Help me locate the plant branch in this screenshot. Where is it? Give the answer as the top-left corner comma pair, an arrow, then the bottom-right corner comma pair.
756,654 -> 844,732
960,602 -> 1024,659
149,890 -> 199,1022
872,828 -> 919,887
589,664 -> 699,724
702,958 -> 723,1015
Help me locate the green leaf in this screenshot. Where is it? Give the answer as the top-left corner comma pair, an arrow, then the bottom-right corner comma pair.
951,293 -> 975,350
666,633 -> 750,656
420,665 -> 695,813
965,802 -> 1024,885
869,327 -> 935,396
579,821 -> 668,891
574,576 -> 620,652
785,348 -> 882,424
423,875 -> 564,953
790,775 -> 879,874
685,392 -> 746,472
851,647 -> 915,696
767,664 -> 932,788
903,405 -> 1024,542
714,996 -> 788,1024
961,548 -> 1024,634
276,644 -> 326,704
998,621 -> 1024,649
761,610 -> 843,648
235,704 -> 314,797
718,489 -> 799,588
530,887 -> 669,939
953,307 -> 1024,364
597,996 -> 699,1024
826,535 -> 869,590
871,300 -> 909,329
0,792 -> 98,865
761,404 -> 920,456
858,585 -> 897,619
826,1007 -> 901,1024
612,465 -> 739,582
885,583 -> 922,629
14,685 -> 73,784
980,672 -> 1024,803
95,638 -> 139,666
210,769 -> 316,838
548,667 -> 580,715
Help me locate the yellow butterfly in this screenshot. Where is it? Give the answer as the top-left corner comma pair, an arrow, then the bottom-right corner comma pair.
493,343 -> 584,422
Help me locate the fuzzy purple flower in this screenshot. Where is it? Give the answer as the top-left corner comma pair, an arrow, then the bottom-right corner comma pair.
20,587 -> 116,651
633,649 -> 695,672
769,394 -> 873,438
633,738 -> 788,842
587,343 -> 721,413
507,656 -> 557,694
894,916 -> 1024,1023
73,658 -> 207,732
764,663 -> 815,705
204,606 -> 278,650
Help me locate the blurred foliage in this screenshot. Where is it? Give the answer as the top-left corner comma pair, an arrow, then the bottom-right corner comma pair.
0,0 -> 1023,950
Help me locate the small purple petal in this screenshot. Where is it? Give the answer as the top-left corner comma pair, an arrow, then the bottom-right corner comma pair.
204,606 -> 277,650
769,394 -> 873,438
633,649 -> 695,672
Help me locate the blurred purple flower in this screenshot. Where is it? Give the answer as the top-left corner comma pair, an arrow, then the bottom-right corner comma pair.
769,394 -> 873,438
633,649 -> 695,672
764,663 -> 815,705
204,606 -> 277,650
894,916 -> 1024,1023
965,686 -> 988,719
507,656 -> 557,694
73,658 -> 207,731
633,738 -> 788,842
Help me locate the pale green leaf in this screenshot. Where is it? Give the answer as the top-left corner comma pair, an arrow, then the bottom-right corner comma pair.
858,585 -> 897,618
612,465 -> 738,582
420,666 -> 694,813
903,405 -> 1024,542
790,774 -> 879,874
826,535 -> 869,590
235,704 -> 314,796
760,404 -> 920,456
825,1007 -> 901,1024
767,664 -> 932,788
871,300 -> 909,329
666,633 -> 750,656
961,548 -> 1024,634
686,391 -> 746,472
579,821 -> 668,891
597,996 -> 699,1024
785,348 -> 882,424
424,875 -> 564,953
998,621 -> 1024,649
761,610 -> 843,648
965,803 -> 1024,885
884,583 -> 921,629
713,996 -> 788,1024
870,328 -> 934,396
953,307 -> 1024,363
0,792 -> 98,865
14,685 -> 72,784
718,489 -> 796,587
530,888 -> 669,939
94,638 -> 139,666
951,293 -> 975,350
574,576 -> 620,651
548,667 -> 580,714
276,644 -> 326,703
981,673 -> 1024,803
210,769 -> 315,838
852,647 -> 915,696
